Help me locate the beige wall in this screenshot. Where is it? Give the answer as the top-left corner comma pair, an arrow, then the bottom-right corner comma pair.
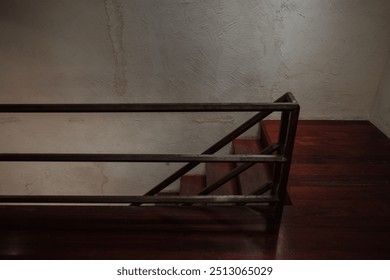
371,51 -> 390,138
1,0 -> 390,195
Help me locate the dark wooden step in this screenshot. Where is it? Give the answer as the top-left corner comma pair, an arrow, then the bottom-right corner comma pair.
232,139 -> 272,195
206,162 -> 240,195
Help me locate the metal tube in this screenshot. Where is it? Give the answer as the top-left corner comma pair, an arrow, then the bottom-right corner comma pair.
0,195 -> 277,204
0,103 -> 299,113
0,153 -> 286,163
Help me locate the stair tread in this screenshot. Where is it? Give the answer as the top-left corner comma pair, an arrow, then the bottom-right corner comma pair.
206,162 -> 240,195
233,139 -> 272,195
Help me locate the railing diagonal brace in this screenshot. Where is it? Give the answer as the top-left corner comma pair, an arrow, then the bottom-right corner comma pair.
250,181 -> 273,195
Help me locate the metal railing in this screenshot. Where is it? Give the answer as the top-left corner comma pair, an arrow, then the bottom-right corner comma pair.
0,92 -> 299,209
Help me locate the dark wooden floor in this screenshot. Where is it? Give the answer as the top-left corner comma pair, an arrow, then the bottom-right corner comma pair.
0,120 -> 389,259
269,120 -> 390,259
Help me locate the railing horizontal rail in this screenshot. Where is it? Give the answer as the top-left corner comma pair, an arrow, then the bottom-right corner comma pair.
0,92 -> 299,217
0,153 -> 286,163
0,195 -> 277,204
0,103 -> 299,113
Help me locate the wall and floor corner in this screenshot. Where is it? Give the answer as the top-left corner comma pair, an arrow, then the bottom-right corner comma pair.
370,49 -> 390,138
1,0 -> 390,196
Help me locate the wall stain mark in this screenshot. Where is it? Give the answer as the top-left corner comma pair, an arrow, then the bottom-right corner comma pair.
104,0 -> 127,96
96,163 -> 109,195
193,116 -> 234,124
68,117 -> 85,123
24,182 -> 34,195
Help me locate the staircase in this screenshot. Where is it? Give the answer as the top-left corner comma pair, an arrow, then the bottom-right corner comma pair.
0,92 -> 299,232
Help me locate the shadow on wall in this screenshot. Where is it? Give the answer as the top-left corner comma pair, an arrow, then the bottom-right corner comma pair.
103,0 -> 279,103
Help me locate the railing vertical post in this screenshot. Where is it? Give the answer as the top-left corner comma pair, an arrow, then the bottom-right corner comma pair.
270,110 -> 290,198
270,106 -> 300,232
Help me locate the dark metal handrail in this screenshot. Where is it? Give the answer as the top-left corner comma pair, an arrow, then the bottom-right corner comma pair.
0,92 -> 299,214
0,153 -> 286,163
0,195 -> 278,204
0,102 -> 298,112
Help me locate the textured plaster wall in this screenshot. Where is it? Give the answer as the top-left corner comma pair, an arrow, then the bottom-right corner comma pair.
1,0 -> 390,195
370,51 -> 390,138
